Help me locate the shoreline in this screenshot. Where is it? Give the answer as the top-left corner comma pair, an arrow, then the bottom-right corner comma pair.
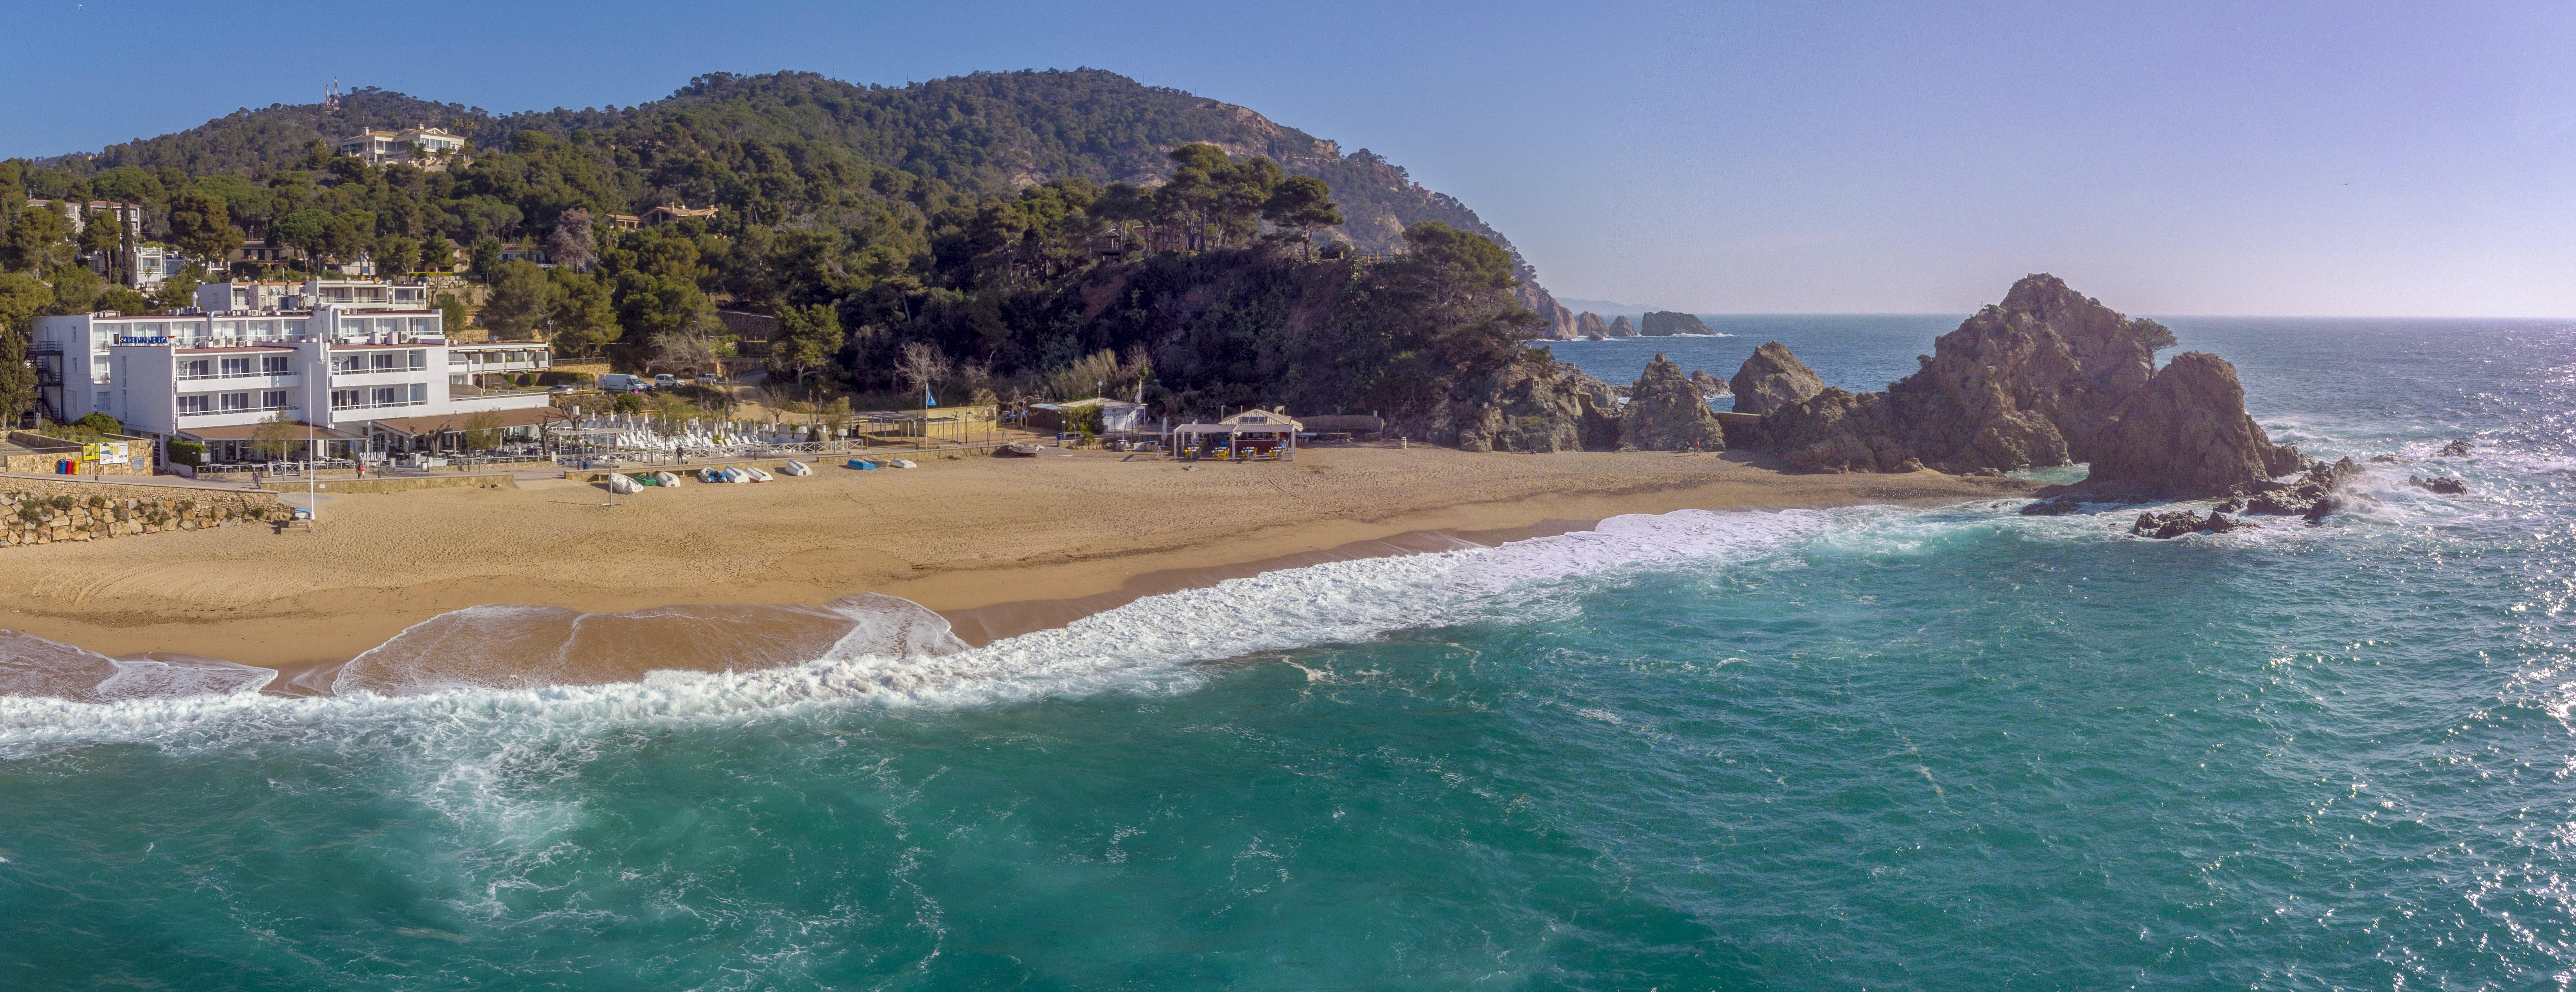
0,446 -> 2037,680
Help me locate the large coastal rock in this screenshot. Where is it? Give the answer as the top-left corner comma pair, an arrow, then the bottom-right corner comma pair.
1440,353 -> 1621,453
2086,351 -> 2302,496
1576,312 -> 1610,339
1729,341 -> 1825,416
1607,315 -> 1638,338
1621,354 -> 1726,451
1513,282 -> 1580,340
1640,311 -> 1713,336
1735,274 -> 2301,496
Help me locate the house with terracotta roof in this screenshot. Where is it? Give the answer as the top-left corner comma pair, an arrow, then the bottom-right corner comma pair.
639,204 -> 718,226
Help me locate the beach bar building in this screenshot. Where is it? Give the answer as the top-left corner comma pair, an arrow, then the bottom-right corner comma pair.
1168,409 -> 1301,461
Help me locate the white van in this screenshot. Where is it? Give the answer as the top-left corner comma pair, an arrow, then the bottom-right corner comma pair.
598,374 -> 648,393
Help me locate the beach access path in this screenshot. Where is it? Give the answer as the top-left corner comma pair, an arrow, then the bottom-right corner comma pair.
0,444 -> 2036,668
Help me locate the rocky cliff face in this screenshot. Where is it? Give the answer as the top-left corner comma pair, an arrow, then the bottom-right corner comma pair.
1728,341 -> 1825,416
1621,354 -> 1727,451
1607,315 -> 1638,338
1734,274 -> 2301,496
1513,283 -> 1580,341
1576,312 -> 1610,339
1640,311 -> 1713,336
2087,351 -> 2304,496
1437,353 -> 1621,452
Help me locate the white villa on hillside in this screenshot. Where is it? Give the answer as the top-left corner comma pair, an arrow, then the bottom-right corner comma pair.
336,127 -> 467,168
33,279 -> 553,464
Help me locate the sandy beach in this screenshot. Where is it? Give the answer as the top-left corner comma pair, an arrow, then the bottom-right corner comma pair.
0,445 -> 2035,671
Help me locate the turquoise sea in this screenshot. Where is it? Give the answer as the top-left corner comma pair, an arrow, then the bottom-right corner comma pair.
5,316 -> 2573,989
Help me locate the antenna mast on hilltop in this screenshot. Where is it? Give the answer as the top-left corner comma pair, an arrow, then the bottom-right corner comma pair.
324,77 -> 340,111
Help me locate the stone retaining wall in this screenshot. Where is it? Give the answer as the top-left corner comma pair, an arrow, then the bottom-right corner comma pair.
0,477 -> 283,547
4,432 -> 158,476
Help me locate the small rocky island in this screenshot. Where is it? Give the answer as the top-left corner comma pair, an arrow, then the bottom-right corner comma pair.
1720,274 -> 2343,534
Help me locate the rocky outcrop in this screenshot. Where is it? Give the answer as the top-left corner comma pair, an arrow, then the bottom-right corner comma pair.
1513,283 -> 1580,340
2408,475 -> 2466,494
1640,311 -> 1713,336
1728,341 -> 1825,416
1576,312 -> 1610,339
2237,457 -> 2358,522
1607,315 -> 1638,338
1689,369 -> 1728,399
1732,274 -> 2303,497
1621,354 -> 1726,451
2086,351 -> 2303,497
1440,353 -> 1620,453
2131,509 -> 2251,539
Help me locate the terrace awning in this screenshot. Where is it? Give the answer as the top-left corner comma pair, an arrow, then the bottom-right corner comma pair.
364,406 -> 568,436
176,422 -> 364,442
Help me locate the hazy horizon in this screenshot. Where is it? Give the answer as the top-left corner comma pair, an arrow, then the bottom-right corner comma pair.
6,0 -> 2569,317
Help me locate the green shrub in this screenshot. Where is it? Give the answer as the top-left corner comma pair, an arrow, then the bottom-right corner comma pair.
74,412 -> 121,436
539,371 -> 596,386
166,440 -> 206,466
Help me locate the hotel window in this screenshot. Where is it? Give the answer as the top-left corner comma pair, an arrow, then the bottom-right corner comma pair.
409,383 -> 428,404
220,357 -> 252,376
221,392 -> 250,411
285,320 -> 308,338
408,350 -> 427,370
332,389 -> 360,409
180,359 -> 212,379
372,386 -> 400,406
261,391 -> 286,409
411,317 -> 438,336
178,395 -> 210,414
371,352 -> 400,372
262,354 -> 290,373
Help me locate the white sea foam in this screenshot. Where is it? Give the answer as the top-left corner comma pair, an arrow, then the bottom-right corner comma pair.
0,507 -> 1837,752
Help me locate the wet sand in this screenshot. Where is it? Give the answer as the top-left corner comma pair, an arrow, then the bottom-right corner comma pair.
0,445 -> 2036,670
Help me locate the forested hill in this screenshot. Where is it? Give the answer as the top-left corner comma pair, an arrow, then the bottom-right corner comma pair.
38,69 -> 1531,272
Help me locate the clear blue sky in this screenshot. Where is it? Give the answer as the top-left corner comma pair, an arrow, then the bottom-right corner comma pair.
7,0 -> 2569,316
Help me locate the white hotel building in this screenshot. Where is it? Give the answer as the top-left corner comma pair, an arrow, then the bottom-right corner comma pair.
34,279 -> 556,465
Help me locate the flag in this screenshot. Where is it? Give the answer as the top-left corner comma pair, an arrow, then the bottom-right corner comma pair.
925,386 -> 937,408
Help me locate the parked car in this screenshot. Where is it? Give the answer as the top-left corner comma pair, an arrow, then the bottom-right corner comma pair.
654,374 -> 678,389
548,384 -> 577,395
598,373 -> 648,393
695,372 -> 720,385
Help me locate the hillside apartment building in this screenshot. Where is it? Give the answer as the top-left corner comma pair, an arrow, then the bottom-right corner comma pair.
335,127 -> 468,169
33,279 -> 555,466
27,198 -> 200,291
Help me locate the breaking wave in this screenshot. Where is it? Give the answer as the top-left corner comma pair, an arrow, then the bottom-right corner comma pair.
0,507 -> 1838,752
